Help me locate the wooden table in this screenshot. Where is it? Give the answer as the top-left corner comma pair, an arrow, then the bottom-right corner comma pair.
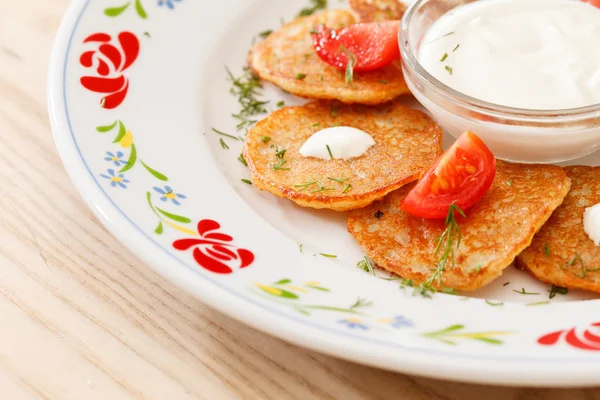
1,1 -> 599,398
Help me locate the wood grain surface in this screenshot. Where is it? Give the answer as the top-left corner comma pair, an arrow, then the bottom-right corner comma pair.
1,0 -> 599,398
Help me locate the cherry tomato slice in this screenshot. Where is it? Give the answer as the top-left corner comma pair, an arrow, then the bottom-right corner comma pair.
312,21 -> 401,72
401,131 -> 497,219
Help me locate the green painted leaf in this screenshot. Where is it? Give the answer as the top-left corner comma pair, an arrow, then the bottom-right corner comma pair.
104,2 -> 130,17
113,121 -> 127,143
96,120 -> 118,133
140,160 -> 169,181
439,324 -> 465,333
156,207 -> 191,223
135,0 -> 148,19
307,285 -> 330,292
295,307 -> 310,316
275,279 -> 291,285
474,337 -> 503,345
155,221 -> 163,234
119,144 -> 137,173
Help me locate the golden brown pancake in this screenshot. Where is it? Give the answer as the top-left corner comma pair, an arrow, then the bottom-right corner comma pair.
347,161 -> 571,291
516,166 -> 600,293
243,101 -> 442,211
248,10 -> 409,105
349,0 -> 406,22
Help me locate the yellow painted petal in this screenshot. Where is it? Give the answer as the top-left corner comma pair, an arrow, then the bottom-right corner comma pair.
377,318 -> 393,323
165,221 -> 198,236
305,281 -> 320,285
451,331 -> 513,339
346,317 -> 362,323
285,285 -> 309,293
257,284 -> 283,296
120,130 -> 134,148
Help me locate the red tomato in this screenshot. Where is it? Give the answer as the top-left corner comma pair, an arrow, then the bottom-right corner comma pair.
584,0 -> 600,7
312,21 -> 401,72
401,131 -> 497,219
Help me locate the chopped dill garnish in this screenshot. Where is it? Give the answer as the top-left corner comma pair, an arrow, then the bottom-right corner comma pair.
312,185 -> 336,193
503,282 -> 510,287
485,300 -> 504,307
212,127 -> 239,140
440,53 -> 448,62
326,144 -> 334,159
338,44 -> 357,85
544,242 -> 551,257
342,184 -> 352,193
220,138 -> 229,149
527,301 -> 550,307
261,136 -> 271,143
442,288 -> 457,295
225,66 -> 269,131
312,123 -> 320,127
320,253 -> 337,259
425,203 -> 465,289
453,44 -> 460,52
295,73 -> 307,80
297,0 -> 328,17
258,29 -> 273,39
238,153 -> 247,166
378,79 -> 389,84
241,179 -> 252,185
327,177 -> 349,183
357,256 -> 376,276
507,180 -> 513,187
513,288 -> 540,295
548,285 -> 568,299
374,210 -> 384,219
276,101 -> 285,107
445,65 -> 453,75
298,243 -> 303,253
273,146 -> 290,171
294,181 -> 318,191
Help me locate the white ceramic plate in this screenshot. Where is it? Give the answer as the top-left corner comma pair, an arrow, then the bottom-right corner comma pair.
48,0 -> 600,387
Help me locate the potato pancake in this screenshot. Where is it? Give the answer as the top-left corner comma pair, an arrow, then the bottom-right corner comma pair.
517,166 -> 600,293
248,10 -> 409,105
347,161 -> 571,291
349,0 -> 406,22
243,101 -> 442,211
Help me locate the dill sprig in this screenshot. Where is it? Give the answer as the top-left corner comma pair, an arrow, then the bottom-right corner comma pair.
425,203 -> 465,288
225,66 -> 269,131
297,0 -> 328,17
327,177 -> 349,183
220,138 -> 229,149
326,144 -> 334,159
547,284 -> 568,299
273,146 -> 290,171
513,288 -> 540,295
212,128 -> 239,140
320,253 -> 337,258
294,181 -> 318,191
357,256 -> 376,276
238,153 -> 247,166
338,44 -> 357,85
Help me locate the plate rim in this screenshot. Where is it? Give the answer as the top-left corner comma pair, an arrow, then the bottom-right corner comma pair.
47,0 -> 600,387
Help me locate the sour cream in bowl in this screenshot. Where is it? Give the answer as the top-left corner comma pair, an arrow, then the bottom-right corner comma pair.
399,0 -> 600,163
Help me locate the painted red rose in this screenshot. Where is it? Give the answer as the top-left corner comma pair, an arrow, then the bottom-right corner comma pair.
538,322 -> 600,351
80,32 -> 140,109
173,220 -> 255,274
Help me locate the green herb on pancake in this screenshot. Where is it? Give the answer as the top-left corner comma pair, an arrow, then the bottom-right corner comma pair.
426,203 -> 465,288
326,144 -> 334,159
338,44 -> 357,85
295,73 -> 307,80
273,146 -> 290,171
238,153 -> 248,166
342,184 -> 352,193
513,288 -> 540,295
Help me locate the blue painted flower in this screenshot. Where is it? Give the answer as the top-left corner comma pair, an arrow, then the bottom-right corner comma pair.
389,315 -> 414,329
338,318 -> 368,330
158,0 -> 182,9
101,169 -> 130,189
104,151 -> 128,167
154,185 -> 186,205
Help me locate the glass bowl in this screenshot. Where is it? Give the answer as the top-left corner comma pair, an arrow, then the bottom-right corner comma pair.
398,0 -> 600,164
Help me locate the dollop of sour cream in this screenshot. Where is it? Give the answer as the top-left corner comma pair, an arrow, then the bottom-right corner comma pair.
584,204 -> 600,246
299,127 -> 375,160
419,0 -> 600,110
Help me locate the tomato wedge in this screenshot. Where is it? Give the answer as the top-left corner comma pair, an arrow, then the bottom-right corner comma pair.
312,21 -> 401,72
401,131 -> 497,219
